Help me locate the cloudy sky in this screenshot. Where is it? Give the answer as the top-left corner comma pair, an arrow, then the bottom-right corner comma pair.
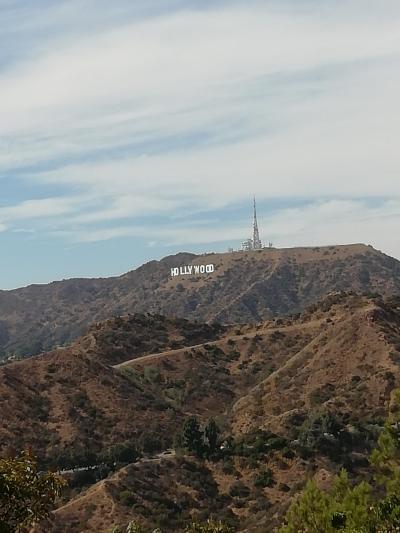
0,0 -> 399,289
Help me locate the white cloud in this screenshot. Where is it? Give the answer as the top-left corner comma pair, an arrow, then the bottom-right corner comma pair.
0,1 -> 399,261
0,197 -> 82,222
71,195 -> 181,224
264,199 -> 400,260
59,199 -> 400,263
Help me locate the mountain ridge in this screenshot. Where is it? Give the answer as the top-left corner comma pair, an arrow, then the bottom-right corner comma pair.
1,243 -> 400,360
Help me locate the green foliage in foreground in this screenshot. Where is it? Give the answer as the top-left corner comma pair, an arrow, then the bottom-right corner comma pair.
281,390 -> 400,532
0,451 -> 65,532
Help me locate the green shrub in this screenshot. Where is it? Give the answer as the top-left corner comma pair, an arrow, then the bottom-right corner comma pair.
254,468 -> 275,488
119,490 -> 136,506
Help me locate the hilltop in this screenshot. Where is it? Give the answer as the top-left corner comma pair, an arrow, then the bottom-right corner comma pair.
3,293 -> 400,531
1,243 -> 400,360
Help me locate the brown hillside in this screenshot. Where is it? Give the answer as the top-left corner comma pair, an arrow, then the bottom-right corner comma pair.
51,296 -> 400,531
0,314 -> 224,461
38,455 -> 240,533
6,294 -> 400,532
231,293 -> 400,436
3,294 -> 400,463
1,244 -> 400,360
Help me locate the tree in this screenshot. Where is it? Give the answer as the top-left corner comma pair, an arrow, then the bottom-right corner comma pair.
280,479 -> 333,533
281,471 -> 372,533
204,419 -> 220,456
0,451 -> 65,532
182,417 -> 204,457
370,389 -> 400,495
281,389 -> 400,532
107,441 -> 139,465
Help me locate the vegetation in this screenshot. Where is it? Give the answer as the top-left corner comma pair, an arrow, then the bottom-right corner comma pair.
177,417 -> 221,458
0,451 -> 65,532
204,419 -> 221,457
3,291 -> 400,531
184,520 -> 235,532
280,391 -> 400,532
181,417 -> 204,457
254,468 -> 275,488
111,519 -> 234,533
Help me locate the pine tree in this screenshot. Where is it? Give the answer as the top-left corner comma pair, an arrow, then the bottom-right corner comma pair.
281,390 -> 400,532
370,389 -> 400,495
280,479 -> 333,533
182,416 -> 204,457
204,419 -> 220,456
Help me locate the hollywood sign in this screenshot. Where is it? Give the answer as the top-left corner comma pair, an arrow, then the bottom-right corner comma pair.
171,264 -> 215,277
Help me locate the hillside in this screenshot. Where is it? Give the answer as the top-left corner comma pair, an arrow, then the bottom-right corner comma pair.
0,315 -> 225,462
4,293 -> 400,531
1,243 -> 400,361
231,293 -> 400,436
39,455 -> 239,533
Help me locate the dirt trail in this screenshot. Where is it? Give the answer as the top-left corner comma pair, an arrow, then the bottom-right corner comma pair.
113,318 -> 327,369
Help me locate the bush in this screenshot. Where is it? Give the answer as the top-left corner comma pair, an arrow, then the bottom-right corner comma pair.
254,468 -> 275,488
119,490 -> 136,506
229,481 -> 250,498
107,441 -> 139,464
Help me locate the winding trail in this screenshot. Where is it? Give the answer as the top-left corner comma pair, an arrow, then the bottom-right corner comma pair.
113,318 -> 327,369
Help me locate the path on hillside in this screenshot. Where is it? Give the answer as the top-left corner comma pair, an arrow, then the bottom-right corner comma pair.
51,450 -> 176,522
113,318 -> 327,369
58,449 -> 175,475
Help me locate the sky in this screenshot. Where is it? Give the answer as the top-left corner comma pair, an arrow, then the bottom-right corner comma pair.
0,0 -> 400,289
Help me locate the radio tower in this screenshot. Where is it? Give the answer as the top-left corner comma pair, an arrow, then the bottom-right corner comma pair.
252,197 -> 262,249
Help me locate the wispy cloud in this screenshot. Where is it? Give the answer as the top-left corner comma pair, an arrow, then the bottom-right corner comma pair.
57,199 -> 400,266
0,197 -> 82,222
0,0 -> 399,286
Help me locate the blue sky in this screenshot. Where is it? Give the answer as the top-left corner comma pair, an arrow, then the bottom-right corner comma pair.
0,0 -> 400,289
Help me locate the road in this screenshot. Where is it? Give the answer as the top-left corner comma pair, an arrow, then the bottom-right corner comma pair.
58,449 -> 175,475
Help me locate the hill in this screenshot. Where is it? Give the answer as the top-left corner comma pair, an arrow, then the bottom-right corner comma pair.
231,293 -> 400,436
0,314 -> 225,463
3,293 -> 400,531
1,243 -> 400,361
39,455 -> 239,533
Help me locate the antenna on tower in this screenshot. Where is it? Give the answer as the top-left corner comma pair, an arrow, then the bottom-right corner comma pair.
252,196 -> 262,250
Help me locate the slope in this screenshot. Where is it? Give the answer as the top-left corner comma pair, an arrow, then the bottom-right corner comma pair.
231,293 -> 400,436
0,314 -> 225,462
1,244 -> 400,360
36,294 -> 400,532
